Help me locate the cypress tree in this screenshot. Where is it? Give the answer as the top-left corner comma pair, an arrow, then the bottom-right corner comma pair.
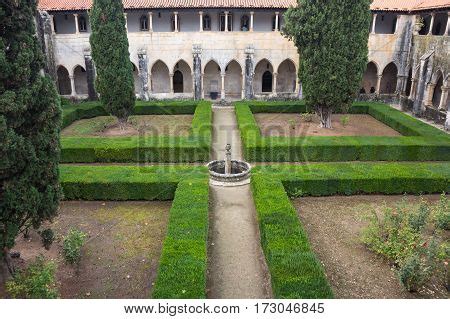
0,0 -> 62,275
90,0 -> 135,124
284,0 -> 371,128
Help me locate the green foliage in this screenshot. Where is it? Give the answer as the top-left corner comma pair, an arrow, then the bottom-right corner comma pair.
6,256 -> 58,299
300,112 -> 315,123
40,228 -> 55,250
235,102 -> 450,162
361,198 -> 447,292
433,193 -> 450,230
340,115 -> 350,127
251,175 -> 333,298
60,101 -> 212,163
283,0 -> 371,125
90,0 -> 135,121
0,0 -> 62,261
152,179 -> 210,298
254,163 -> 450,197
62,228 -> 87,265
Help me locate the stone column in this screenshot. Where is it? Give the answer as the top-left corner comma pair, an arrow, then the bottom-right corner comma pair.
69,75 -> 76,97
397,75 -> 407,96
273,72 -> 278,94
50,15 -> 55,34
224,11 -> 229,32
138,49 -> 149,101
445,109 -> 450,131
37,11 -> 57,80
426,84 -> 436,106
446,12 -> 450,35
83,48 -> 98,100
148,12 -> 153,32
192,44 -> 202,100
169,73 -> 174,94
124,13 -> 128,31
376,75 -> 382,95
428,13 -> 435,35
241,73 -> 245,99
274,12 -> 279,32
250,12 -> 254,32
199,11 -> 203,32
409,79 -> 418,100
221,73 -> 226,100
297,78 -> 302,98
201,73 -> 205,99
174,12 -> 179,32
438,87 -> 448,110
413,59 -> 430,116
74,14 -> 79,34
371,13 -> 377,34
244,46 -> 255,99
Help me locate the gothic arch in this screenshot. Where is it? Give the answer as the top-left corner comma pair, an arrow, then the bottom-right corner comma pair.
253,59 -> 274,94
225,60 -> 243,99
73,65 -> 88,95
151,60 -> 170,94
56,65 -> 71,95
173,59 -> 192,93
362,61 -> 379,94
380,62 -> 398,94
204,60 -> 221,99
276,59 -> 297,93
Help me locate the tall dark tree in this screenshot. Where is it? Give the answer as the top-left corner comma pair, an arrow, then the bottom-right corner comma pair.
0,0 -> 62,275
90,0 -> 135,124
284,0 -> 371,128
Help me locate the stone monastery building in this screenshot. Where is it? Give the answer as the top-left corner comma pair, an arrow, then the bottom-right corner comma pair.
36,0 -> 450,127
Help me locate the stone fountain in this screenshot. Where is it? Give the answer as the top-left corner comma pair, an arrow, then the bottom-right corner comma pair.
207,144 -> 251,186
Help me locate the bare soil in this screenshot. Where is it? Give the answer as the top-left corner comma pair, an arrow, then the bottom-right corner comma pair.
62,115 -> 193,137
0,201 -> 170,299
292,195 -> 449,299
255,113 -> 401,137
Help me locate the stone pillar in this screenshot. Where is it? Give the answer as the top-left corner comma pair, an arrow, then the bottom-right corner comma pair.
446,12 -> 450,35
124,13 -> 128,31
438,87 -> 448,110
199,11 -> 203,32
169,73 -> 174,94
413,59 -> 430,116
371,13 -> 377,34
224,11 -> 229,32
425,84 -> 436,106
397,75 -> 407,96
38,11 -> 57,80
192,44 -> 202,100
244,46 -> 255,99
174,12 -> 179,32
74,13 -> 79,34
250,12 -> 254,32
376,75 -> 382,95
297,79 -> 302,98
201,73 -> 205,99
409,79 -> 418,100
83,48 -> 98,100
241,73 -> 245,99
273,72 -> 278,94
148,12 -> 153,32
445,109 -> 450,131
138,49 -> 149,101
50,15 -> 55,34
221,73 -> 226,100
428,13 -> 435,35
274,12 -> 279,32
69,75 -> 76,97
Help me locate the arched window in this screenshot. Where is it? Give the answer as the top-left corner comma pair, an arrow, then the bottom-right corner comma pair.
203,14 -> 211,31
173,70 -> 184,93
262,71 -> 273,92
140,15 -> 148,31
241,15 -> 250,31
78,16 -> 87,32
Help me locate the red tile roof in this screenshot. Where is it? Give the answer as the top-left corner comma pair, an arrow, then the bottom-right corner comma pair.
371,0 -> 450,11
37,0 -> 450,12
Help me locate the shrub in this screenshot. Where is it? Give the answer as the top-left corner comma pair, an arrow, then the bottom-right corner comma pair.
62,229 -> 87,265
340,115 -> 350,127
6,256 -> 58,299
40,229 -> 55,250
433,193 -> 449,231
300,112 -> 315,122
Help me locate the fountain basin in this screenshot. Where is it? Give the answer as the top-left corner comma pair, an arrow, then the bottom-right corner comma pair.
207,160 -> 251,186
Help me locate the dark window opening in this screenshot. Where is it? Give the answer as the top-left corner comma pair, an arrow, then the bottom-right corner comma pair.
140,15 -> 148,31
262,71 -> 273,92
241,15 -> 249,31
219,13 -> 233,31
173,70 -> 184,93
78,16 -> 87,32
203,15 -> 211,31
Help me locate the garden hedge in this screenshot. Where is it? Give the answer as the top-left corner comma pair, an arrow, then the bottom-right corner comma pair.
61,100 -> 212,163
251,161 -> 449,298
59,164 -> 209,299
236,101 -> 450,162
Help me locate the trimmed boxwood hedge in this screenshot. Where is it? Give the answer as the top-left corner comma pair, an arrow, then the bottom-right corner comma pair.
251,175 -> 333,298
61,100 -> 212,163
251,161 -> 449,298
236,101 -> 450,162
60,164 -> 209,298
